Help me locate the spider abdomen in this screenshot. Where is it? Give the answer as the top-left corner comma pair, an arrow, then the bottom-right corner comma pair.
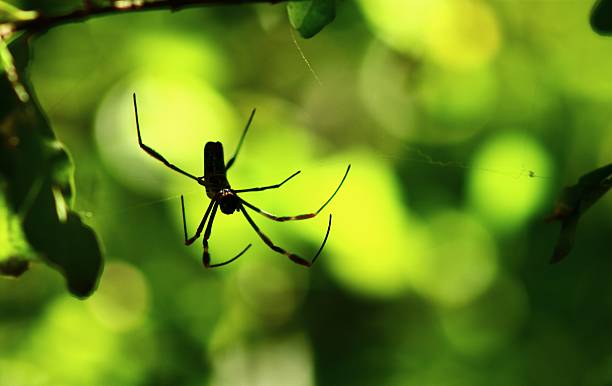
204,141 -> 231,198
204,141 -> 227,178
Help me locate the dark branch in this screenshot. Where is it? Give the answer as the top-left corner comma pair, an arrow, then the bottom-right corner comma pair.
11,0 -> 304,33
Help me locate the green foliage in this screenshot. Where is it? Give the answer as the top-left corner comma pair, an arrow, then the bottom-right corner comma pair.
0,1 -> 37,23
1,2 -> 612,385
0,35 -> 102,298
0,189 -> 31,276
287,0 -> 335,38
591,0 -> 612,34
547,163 -> 612,262
0,35 -> 29,102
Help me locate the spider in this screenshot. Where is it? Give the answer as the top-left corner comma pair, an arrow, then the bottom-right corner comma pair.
132,93 -> 350,268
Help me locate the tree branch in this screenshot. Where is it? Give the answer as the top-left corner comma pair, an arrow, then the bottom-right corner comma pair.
11,0 -> 302,33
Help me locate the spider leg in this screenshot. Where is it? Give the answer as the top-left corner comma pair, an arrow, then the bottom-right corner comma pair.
240,206 -> 332,267
181,195 -> 215,245
233,170 -> 301,193
133,93 -> 199,182
201,201 -> 252,268
237,164 -> 351,222
225,108 -> 256,171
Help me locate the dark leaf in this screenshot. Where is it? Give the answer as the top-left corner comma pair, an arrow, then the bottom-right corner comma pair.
0,34 -> 103,297
287,0 -> 335,39
0,188 -> 32,277
547,163 -> 612,262
14,0 -> 82,16
591,0 -> 612,35
0,256 -> 29,277
24,209 -> 103,298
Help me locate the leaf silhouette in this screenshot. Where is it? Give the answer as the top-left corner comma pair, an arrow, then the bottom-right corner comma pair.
591,0 -> 612,35
0,35 -> 103,298
287,0 -> 335,39
547,163 -> 612,263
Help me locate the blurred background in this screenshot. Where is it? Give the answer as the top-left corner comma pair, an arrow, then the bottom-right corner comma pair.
2,0 -> 612,385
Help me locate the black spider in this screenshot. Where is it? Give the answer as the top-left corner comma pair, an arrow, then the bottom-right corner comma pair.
132,93 -> 350,268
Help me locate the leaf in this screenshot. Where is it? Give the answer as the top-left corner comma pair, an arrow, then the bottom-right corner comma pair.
0,256 -> 29,277
11,0 -> 84,17
287,0 -> 335,39
591,0 -> 612,35
547,163 -> 612,263
0,188 -> 32,277
0,36 -> 29,102
0,35 -> 103,298
24,210 -> 103,297
0,1 -> 37,23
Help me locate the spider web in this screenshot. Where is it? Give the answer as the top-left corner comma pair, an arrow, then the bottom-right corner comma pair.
290,26 -> 323,86
397,145 -> 550,180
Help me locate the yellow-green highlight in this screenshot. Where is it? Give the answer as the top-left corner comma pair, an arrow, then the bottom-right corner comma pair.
316,151 -> 427,298
95,74 -> 237,195
358,0 -> 441,56
126,32 -> 228,86
358,0 -> 501,71
417,65 -> 497,142
424,0 -> 501,71
16,298 -> 144,385
468,132 -> 553,233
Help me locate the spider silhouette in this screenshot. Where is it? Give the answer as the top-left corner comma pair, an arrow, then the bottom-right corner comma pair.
132,93 -> 350,268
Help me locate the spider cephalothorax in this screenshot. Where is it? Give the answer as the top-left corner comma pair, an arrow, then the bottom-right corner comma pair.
133,93 -> 350,268
218,190 -> 240,215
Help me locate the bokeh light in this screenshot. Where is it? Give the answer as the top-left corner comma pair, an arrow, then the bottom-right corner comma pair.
468,132 -> 553,233
416,65 -> 498,143
358,0 -> 501,71
94,74 -> 237,194
424,0 -> 501,71
0,359 -> 47,386
358,0 -> 441,56
15,297 -> 137,385
87,261 -> 150,331
210,335 -> 314,386
315,151 -> 428,298
522,1 -> 612,100
126,32 -> 228,86
407,210 -> 498,308
358,41 -> 418,140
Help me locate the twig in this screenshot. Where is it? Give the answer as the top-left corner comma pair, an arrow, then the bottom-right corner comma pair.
11,0 -> 302,33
